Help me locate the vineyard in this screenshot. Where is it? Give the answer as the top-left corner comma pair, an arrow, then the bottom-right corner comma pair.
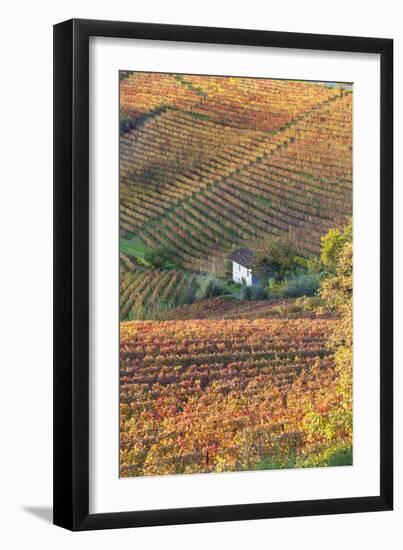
120,256 -> 197,320
119,73 -> 353,477
120,318 -> 349,476
120,73 -> 352,274
161,296 -> 330,321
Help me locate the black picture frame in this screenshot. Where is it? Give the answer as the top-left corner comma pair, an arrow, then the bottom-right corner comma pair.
53,18 -> 393,531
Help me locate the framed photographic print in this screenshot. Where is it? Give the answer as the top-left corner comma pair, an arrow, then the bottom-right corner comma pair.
53,19 -> 393,530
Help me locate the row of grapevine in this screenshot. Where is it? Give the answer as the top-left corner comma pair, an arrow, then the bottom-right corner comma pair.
120,81 -> 350,242
120,72 -> 201,122
120,95 -> 348,219
120,266 -> 196,320
120,317 -> 344,476
161,297 -> 328,321
120,108 -> 274,232
120,72 -> 344,132
120,93 -> 351,271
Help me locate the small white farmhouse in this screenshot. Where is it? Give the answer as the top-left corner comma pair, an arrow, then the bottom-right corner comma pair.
230,248 -> 255,287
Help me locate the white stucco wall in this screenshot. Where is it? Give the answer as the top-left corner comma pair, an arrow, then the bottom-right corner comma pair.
232,261 -> 252,287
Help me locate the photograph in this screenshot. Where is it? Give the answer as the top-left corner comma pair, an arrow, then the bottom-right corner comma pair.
119,72 -> 353,477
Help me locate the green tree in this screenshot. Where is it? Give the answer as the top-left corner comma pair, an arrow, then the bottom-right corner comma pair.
321,239 -> 353,428
320,220 -> 352,273
253,234 -> 304,281
297,222 -> 353,468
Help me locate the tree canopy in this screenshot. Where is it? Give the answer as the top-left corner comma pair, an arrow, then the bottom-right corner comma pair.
320,220 -> 352,273
253,234 -> 305,280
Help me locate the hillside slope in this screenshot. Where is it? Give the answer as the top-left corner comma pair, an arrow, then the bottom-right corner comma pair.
120,73 -> 352,274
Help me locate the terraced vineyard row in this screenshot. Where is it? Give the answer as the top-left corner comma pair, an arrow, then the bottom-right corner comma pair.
120,318 -> 341,476
120,79 -> 352,272
181,75 -> 344,131
120,108 -> 275,236
120,262 -> 196,320
120,72 -> 342,131
162,296 -> 328,320
120,93 -> 347,233
120,72 -> 202,123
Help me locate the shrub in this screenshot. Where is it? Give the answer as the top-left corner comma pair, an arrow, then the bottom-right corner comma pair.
294,295 -> 324,313
242,285 -> 268,301
266,278 -> 286,298
195,276 -> 227,300
143,247 -> 178,269
266,273 -> 321,299
253,234 -> 305,280
177,283 -> 197,306
305,255 -> 323,274
282,273 -> 322,298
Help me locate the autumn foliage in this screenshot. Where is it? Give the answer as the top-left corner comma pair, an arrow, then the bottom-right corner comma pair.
120,74 -> 352,274
119,318 -> 351,476
119,75 -> 353,476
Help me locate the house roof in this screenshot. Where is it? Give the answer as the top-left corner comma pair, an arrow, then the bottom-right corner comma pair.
230,248 -> 254,269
